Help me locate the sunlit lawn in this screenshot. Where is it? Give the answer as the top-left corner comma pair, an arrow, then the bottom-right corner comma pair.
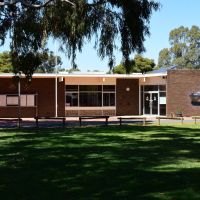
1,124 -> 200,199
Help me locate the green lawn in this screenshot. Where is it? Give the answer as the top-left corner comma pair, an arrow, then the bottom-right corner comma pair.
1,125 -> 200,200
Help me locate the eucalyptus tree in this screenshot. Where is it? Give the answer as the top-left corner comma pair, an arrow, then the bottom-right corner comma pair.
113,54 -> 155,74
157,25 -> 200,69
0,0 -> 160,77
0,50 -> 62,73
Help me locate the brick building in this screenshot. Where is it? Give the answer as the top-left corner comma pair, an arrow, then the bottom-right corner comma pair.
0,69 -> 198,117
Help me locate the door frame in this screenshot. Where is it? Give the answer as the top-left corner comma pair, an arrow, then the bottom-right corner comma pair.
143,91 -> 159,116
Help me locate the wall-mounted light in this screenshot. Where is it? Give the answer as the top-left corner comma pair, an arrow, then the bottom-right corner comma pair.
126,87 -> 130,92
143,77 -> 146,82
102,78 -> 106,82
59,77 -> 64,82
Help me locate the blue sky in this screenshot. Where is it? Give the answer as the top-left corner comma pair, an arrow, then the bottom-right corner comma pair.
1,0 -> 200,72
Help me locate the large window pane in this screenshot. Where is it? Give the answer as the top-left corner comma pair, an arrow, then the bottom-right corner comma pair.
80,93 -> 102,106
79,85 -> 102,92
103,93 -> 115,106
66,93 -> 78,106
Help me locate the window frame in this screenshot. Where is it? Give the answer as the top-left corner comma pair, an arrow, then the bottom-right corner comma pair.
65,85 -> 116,108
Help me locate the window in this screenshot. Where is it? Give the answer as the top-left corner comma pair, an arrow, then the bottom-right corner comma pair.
7,95 -> 19,106
0,95 -> 6,106
66,85 -> 78,91
80,85 -> 102,92
103,85 -> 115,92
0,94 -> 36,107
141,85 -> 166,115
65,85 -> 116,107
103,93 -> 115,106
27,95 -> 35,106
144,85 -> 158,91
20,95 -> 27,106
79,85 -> 102,107
103,85 -> 115,106
66,93 -> 78,106
80,92 -> 102,107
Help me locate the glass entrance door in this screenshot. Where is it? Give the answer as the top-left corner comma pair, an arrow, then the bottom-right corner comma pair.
144,92 -> 158,115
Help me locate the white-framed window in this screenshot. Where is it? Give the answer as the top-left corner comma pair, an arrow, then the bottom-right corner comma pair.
0,94 -> 36,107
65,85 -> 116,107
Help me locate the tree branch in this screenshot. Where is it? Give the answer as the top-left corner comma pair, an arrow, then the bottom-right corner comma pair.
0,0 -> 75,8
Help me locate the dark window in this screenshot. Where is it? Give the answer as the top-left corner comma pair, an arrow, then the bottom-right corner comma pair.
160,92 -> 166,98
66,85 -> 78,91
160,104 -> 166,116
79,85 -> 102,92
103,85 -> 115,92
103,93 -> 115,106
80,93 -> 102,107
144,85 -> 158,91
66,93 -> 78,106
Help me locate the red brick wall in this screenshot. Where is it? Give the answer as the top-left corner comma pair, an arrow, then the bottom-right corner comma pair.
0,77 -> 65,117
116,78 -> 139,116
167,70 -> 200,116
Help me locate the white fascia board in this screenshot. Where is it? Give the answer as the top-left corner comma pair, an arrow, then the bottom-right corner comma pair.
0,72 -> 167,78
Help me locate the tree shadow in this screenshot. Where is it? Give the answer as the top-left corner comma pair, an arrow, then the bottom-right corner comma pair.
0,125 -> 200,199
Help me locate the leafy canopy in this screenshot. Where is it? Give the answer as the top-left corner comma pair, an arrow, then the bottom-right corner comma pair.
157,25 -> 200,69
0,50 -> 62,73
0,0 -> 160,77
113,54 -> 155,74
0,51 -> 12,73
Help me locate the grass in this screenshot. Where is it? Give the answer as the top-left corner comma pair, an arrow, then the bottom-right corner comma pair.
1,124 -> 200,199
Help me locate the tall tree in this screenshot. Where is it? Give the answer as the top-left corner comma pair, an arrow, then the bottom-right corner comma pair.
113,54 -> 155,74
157,25 -> 200,69
0,0 -> 160,77
36,50 -> 62,73
0,50 -> 62,73
0,51 -> 12,72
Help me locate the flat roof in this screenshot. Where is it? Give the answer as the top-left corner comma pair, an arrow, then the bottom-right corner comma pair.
0,72 -> 167,78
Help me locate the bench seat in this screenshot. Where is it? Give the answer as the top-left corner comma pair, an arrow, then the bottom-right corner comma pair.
156,116 -> 184,125
117,116 -> 147,126
79,116 -> 110,126
192,116 -> 200,124
34,116 -> 66,127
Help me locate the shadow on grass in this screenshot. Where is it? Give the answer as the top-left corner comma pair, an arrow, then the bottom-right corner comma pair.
0,125 -> 200,199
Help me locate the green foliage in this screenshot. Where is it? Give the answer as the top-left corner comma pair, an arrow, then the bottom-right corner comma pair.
0,50 -> 62,74
66,68 -> 81,73
36,50 -> 62,73
0,51 -> 13,73
113,54 -> 155,74
134,55 -> 155,73
0,0 -> 160,77
157,25 -> 200,69
113,64 -> 126,74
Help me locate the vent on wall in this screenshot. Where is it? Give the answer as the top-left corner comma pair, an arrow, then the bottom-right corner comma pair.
190,92 -> 200,106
